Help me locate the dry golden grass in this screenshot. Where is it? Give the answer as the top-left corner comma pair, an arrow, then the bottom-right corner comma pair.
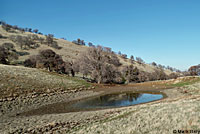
71,78 -> 200,134
0,64 -> 91,98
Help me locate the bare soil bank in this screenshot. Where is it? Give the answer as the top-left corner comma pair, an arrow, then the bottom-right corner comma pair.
0,80 -> 187,134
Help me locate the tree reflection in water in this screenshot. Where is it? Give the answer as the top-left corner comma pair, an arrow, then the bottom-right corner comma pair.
20,92 -> 163,116
70,92 -> 163,109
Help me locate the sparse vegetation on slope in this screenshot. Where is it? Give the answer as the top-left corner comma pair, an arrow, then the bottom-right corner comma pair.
167,76 -> 200,87
0,64 -> 91,99
0,22 -> 184,84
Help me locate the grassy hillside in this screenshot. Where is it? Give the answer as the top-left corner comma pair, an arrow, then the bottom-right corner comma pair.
0,25 -> 175,76
0,64 -> 91,99
0,26 -> 88,62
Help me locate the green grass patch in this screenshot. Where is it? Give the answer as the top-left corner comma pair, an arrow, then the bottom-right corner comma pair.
167,77 -> 200,87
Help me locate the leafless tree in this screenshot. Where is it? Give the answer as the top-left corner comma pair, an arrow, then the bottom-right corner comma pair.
169,73 -> 178,79
151,62 -> 157,66
33,29 -> 39,33
154,69 -> 168,80
121,54 -> 127,59
45,34 -> 54,45
88,42 -> 95,47
136,57 -> 144,64
28,28 -> 32,32
137,71 -> 151,82
130,55 -> 134,64
123,65 -> 139,83
76,46 -> 121,83
104,47 -> 112,53
130,55 -> 134,61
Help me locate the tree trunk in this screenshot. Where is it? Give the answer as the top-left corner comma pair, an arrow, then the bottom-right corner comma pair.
71,69 -> 75,77
97,75 -> 102,84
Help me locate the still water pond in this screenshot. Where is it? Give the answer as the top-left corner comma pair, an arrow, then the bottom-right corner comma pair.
22,92 -> 163,116
71,92 -> 163,109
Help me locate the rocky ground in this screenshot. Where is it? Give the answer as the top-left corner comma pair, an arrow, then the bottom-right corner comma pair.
1,66 -> 200,134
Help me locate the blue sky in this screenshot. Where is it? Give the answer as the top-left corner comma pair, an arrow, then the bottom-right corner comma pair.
1,0 -> 200,71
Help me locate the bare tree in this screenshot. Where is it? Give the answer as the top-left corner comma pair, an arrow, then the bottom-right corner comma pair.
121,54 -> 127,59
123,65 -> 139,83
136,57 -> 144,64
88,42 -> 95,47
151,62 -> 157,66
33,29 -> 39,33
28,28 -> 32,32
169,73 -> 178,79
76,46 -> 121,83
154,69 -> 168,80
130,55 -> 134,61
138,71 -> 150,82
104,47 -> 112,53
130,55 -> 134,64
45,34 -> 54,45
77,38 -> 81,44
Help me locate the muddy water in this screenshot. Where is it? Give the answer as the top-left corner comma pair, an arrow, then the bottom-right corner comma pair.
20,91 -> 163,116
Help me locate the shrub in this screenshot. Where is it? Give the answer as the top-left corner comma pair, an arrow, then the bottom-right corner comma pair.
24,49 -> 65,73
0,44 -> 18,64
16,51 -> 30,56
121,54 -> 127,59
49,41 -> 62,49
136,57 -> 144,64
24,55 -> 37,68
2,43 -> 15,51
169,73 -> 178,79
9,35 -> 39,49
45,34 -> 54,45
72,38 -> 85,45
123,65 -> 139,83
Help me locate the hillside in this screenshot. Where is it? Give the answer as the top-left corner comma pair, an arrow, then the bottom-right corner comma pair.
1,23 -> 200,134
0,25 -> 175,76
0,64 -> 91,99
1,64 -> 200,133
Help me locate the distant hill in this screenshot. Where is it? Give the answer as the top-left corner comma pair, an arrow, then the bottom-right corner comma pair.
0,24 -> 180,77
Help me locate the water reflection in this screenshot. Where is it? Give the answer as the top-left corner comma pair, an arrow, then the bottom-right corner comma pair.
21,92 -> 163,116
71,92 -> 163,109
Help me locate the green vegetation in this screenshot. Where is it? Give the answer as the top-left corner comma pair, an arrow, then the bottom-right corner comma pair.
168,77 -> 200,87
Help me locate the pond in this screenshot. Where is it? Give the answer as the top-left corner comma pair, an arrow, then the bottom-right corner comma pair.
71,92 -> 163,109
21,92 -> 164,116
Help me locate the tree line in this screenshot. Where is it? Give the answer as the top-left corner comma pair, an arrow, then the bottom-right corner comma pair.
21,46 -> 183,84
0,21 -> 43,35
0,21 -> 187,83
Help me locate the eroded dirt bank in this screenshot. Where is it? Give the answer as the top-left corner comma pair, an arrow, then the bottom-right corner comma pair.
0,78 -> 199,134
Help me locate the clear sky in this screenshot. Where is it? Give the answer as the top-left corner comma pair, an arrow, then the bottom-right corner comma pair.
1,0 -> 200,71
